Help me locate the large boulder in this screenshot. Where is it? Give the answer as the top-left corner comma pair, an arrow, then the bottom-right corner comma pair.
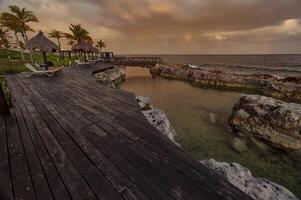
94,67 -> 125,88
201,159 -> 299,200
228,95 -> 301,150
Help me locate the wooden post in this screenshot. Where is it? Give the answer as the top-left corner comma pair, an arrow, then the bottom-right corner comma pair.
0,82 -> 10,117
42,51 -> 47,64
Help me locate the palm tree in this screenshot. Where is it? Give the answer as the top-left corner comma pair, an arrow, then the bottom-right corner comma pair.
1,5 -> 38,61
0,17 -> 24,60
49,29 -> 64,50
67,39 -> 76,48
65,24 -> 91,43
96,40 -> 106,56
3,5 -> 38,42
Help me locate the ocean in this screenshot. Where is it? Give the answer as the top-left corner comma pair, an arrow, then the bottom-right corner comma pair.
124,54 -> 301,76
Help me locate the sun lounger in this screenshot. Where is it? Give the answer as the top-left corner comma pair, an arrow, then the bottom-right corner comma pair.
75,60 -> 86,65
34,63 -> 42,70
25,63 -> 64,77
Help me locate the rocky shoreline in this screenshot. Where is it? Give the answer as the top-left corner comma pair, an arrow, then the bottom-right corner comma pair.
136,95 -> 299,200
150,64 -> 301,103
228,94 -> 301,151
201,159 -> 299,200
136,96 -> 177,143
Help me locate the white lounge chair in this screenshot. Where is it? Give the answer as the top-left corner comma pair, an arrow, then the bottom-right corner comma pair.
75,60 -> 86,65
25,63 -> 64,77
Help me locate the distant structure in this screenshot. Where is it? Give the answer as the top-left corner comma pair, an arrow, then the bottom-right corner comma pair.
112,55 -> 163,67
101,52 -> 114,63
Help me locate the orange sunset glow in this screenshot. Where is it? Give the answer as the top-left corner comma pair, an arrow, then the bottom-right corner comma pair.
1,0 -> 301,54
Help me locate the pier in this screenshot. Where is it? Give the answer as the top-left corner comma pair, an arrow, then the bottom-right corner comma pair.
112,56 -> 163,67
0,64 -> 251,200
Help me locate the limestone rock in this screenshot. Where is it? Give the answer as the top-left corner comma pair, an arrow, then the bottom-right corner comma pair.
136,96 -> 153,110
142,109 -> 177,142
150,64 -> 301,103
228,94 -> 301,151
136,96 -> 177,142
94,67 -> 125,88
200,159 -> 299,200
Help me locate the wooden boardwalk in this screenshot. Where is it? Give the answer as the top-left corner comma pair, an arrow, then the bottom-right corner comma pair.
0,64 -> 251,200
112,56 -> 162,67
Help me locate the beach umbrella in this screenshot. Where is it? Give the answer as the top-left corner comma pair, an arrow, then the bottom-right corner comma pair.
25,31 -> 59,64
91,46 -> 99,54
71,40 -> 95,53
72,41 -> 98,60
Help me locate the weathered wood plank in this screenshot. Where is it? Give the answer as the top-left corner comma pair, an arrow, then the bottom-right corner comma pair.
24,72 -> 248,199
27,86 -> 196,199
6,111 -> 36,200
81,127 -> 174,200
9,79 -> 70,199
0,117 -> 14,200
14,104 -> 53,200
19,75 -> 174,200
38,127 -> 98,200
12,77 -> 101,200
7,77 -> 71,200
15,76 -> 129,200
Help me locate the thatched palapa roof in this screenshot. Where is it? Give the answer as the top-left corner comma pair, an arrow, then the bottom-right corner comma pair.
91,46 -> 99,54
25,31 -> 59,52
72,41 -> 97,53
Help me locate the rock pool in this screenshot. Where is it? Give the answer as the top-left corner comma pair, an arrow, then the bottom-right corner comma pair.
119,66 -> 301,198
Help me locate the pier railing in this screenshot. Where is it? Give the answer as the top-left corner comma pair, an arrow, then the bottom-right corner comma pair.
112,56 -> 163,67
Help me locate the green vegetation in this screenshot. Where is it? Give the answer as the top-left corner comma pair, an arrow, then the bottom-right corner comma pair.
0,4 -> 106,63
0,4 -> 106,109
96,40 -> 106,54
0,49 -> 76,74
48,30 -> 64,50
176,130 -> 301,198
140,103 -> 152,111
0,5 -> 39,60
65,24 -> 92,43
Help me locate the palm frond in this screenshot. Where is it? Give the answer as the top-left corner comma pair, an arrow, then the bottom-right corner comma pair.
2,5 -> 38,33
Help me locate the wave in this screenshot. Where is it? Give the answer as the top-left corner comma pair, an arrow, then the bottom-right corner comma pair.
196,64 -> 301,76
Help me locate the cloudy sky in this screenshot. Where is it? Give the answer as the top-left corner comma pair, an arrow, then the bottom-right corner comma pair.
1,0 -> 301,54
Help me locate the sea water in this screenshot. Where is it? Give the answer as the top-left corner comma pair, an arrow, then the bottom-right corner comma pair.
120,64 -> 301,198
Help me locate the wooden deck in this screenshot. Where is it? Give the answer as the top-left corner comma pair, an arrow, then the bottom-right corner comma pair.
0,64 -> 251,200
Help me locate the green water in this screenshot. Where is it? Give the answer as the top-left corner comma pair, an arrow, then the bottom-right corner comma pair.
120,67 -> 301,198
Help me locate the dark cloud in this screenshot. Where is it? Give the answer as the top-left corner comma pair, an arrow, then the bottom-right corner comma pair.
1,0 -> 301,53
80,0 -> 301,33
